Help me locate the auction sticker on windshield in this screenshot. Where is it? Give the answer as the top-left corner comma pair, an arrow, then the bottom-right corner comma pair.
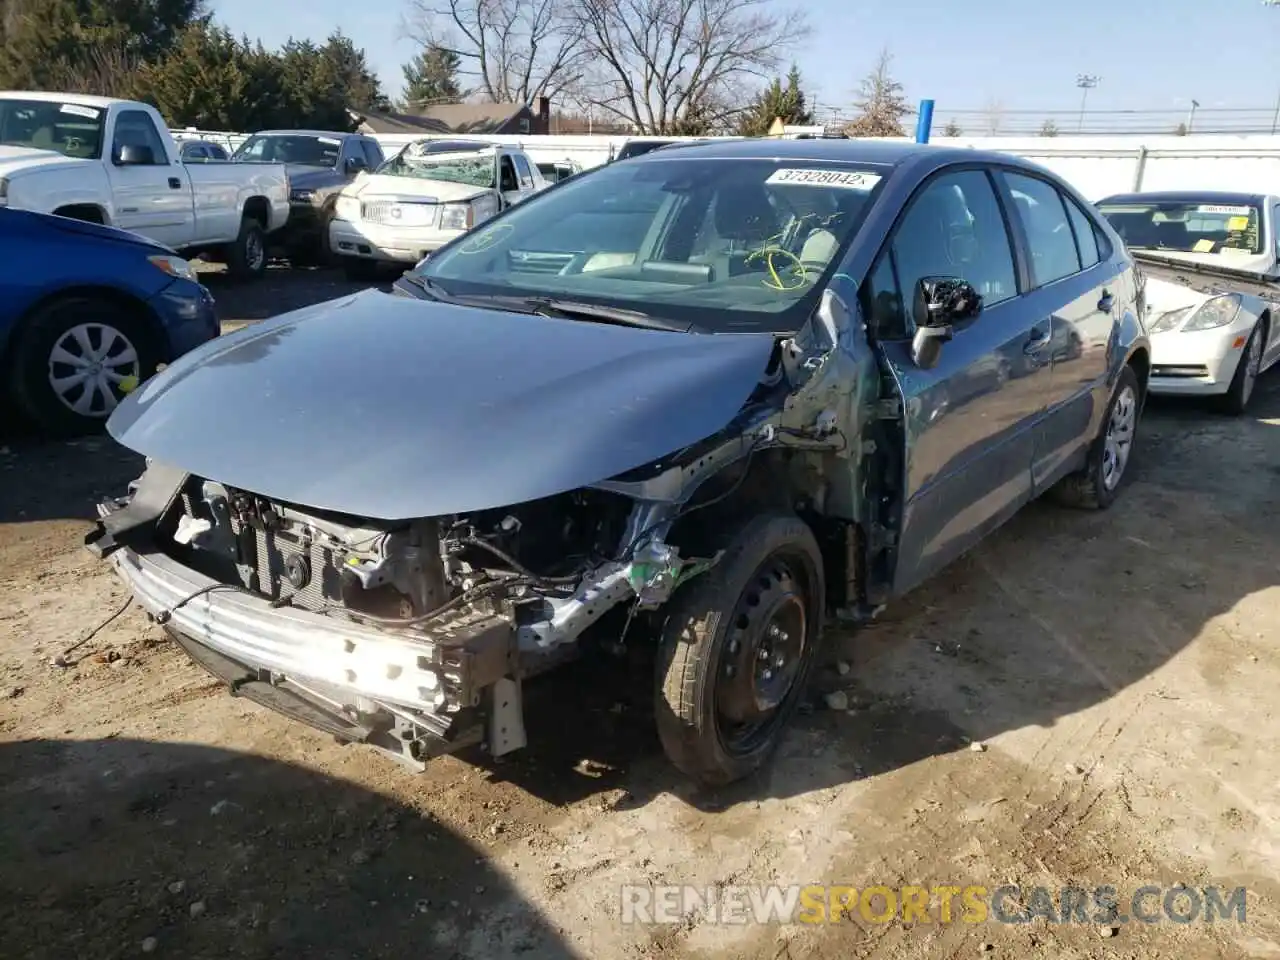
766,169 -> 882,190
59,104 -> 101,119
1197,204 -> 1252,215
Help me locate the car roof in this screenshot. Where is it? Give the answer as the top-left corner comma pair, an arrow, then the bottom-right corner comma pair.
248,130 -> 357,138
620,136 -> 1027,171
1098,190 -> 1269,207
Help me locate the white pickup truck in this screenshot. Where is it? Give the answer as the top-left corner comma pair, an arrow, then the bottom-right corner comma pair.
0,92 -> 290,279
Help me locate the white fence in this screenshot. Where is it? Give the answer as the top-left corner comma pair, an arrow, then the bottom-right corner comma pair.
169,128 -> 1280,201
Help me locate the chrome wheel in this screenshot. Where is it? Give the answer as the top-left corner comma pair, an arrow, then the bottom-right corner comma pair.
1101,383 -> 1137,491
716,556 -> 810,756
47,322 -> 140,418
1240,328 -> 1262,406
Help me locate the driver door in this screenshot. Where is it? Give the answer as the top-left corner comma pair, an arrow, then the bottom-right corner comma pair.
861,167 -> 1052,595
498,154 -> 523,208
105,109 -> 194,247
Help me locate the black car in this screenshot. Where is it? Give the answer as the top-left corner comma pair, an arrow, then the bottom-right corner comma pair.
233,130 -> 386,265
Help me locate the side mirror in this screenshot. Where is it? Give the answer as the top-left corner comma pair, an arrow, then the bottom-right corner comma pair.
116,143 -> 155,166
345,156 -> 368,174
910,276 -> 982,370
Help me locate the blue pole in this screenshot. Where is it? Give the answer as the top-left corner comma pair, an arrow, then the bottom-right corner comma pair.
916,99 -> 935,143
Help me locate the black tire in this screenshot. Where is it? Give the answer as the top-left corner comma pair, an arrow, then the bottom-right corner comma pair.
1049,364 -> 1142,510
7,297 -> 161,438
226,216 -> 267,280
287,211 -> 336,269
341,257 -> 382,283
655,513 -> 825,787
1216,322 -> 1264,416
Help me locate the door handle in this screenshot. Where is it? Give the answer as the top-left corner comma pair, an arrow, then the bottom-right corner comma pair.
168,177 -> 182,189
1098,290 -> 1114,312
1024,327 -> 1052,354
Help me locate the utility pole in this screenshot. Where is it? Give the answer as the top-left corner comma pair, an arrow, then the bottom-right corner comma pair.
1186,99 -> 1200,133
1267,1 -> 1280,132
1076,74 -> 1100,132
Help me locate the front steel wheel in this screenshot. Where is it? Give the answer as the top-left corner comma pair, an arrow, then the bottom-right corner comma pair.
655,513 -> 825,787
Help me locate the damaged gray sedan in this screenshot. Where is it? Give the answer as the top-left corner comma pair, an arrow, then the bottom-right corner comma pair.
86,140 -> 1150,786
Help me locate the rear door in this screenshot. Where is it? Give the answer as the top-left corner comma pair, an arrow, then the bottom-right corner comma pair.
105,109 -> 195,247
997,170 -> 1118,490
861,166 -> 1052,595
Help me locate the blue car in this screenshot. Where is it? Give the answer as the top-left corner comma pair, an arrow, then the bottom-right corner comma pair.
0,208 -> 219,436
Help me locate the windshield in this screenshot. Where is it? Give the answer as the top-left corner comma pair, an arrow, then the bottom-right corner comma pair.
233,134 -> 341,166
0,98 -> 104,159
377,143 -> 496,188
1097,199 -> 1264,256
411,156 -> 888,333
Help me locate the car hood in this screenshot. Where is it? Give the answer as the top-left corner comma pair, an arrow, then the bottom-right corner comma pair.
45,210 -> 173,252
0,144 -> 88,177
284,163 -> 345,190
343,173 -> 490,204
106,290 -> 776,520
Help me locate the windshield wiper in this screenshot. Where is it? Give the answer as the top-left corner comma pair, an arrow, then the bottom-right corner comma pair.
394,280 -> 702,332
525,298 -> 702,333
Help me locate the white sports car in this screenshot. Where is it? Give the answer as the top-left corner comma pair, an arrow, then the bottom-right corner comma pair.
1097,191 -> 1280,414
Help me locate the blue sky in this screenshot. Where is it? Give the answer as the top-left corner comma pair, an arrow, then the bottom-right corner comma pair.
211,0 -> 1280,122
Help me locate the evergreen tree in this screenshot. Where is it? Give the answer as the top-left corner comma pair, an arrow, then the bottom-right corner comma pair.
401,46 -> 462,110
736,64 -> 813,137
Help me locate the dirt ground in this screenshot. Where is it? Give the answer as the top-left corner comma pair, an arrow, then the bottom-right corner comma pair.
2,264 -> 1278,960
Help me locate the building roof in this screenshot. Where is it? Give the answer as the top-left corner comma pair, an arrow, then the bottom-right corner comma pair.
415,103 -> 529,133
354,111 -> 452,135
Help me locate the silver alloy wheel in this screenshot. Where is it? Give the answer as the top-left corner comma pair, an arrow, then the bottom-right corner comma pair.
1101,383 -> 1137,491
246,227 -> 266,272
47,322 -> 140,418
1240,327 -> 1262,406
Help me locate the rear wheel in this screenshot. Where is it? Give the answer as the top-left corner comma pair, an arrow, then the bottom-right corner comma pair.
655,513 -> 825,787
8,297 -> 160,437
1217,323 -> 1264,416
1050,364 -> 1141,510
227,216 -> 267,280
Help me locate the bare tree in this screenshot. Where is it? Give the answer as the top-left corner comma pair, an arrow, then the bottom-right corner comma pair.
568,0 -> 808,135
942,119 -> 962,137
42,43 -> 142,99
843,48 -> 910,137
1039,118 -> 1059,137
401,0 -> 585,103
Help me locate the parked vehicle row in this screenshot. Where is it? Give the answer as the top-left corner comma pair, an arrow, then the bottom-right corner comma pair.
0,92 -> 289,280
86,139 -> 1155,789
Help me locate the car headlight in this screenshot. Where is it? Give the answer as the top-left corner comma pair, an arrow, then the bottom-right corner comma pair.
440,194 -> 501,232
1148,307 -> 1192,335
334,195 -> 361,221
148,254 -> 197,282
1182,294 -> 1242,332
290,188 -> 316,203
439,202 -> 473,231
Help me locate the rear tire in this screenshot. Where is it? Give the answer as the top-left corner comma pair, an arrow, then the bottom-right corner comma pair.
227,216 -> 267,280
8,297 -> 161,438
1216,322 -> 1263,416
654,513 -> 825,787
1050,364 -> 1141,510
